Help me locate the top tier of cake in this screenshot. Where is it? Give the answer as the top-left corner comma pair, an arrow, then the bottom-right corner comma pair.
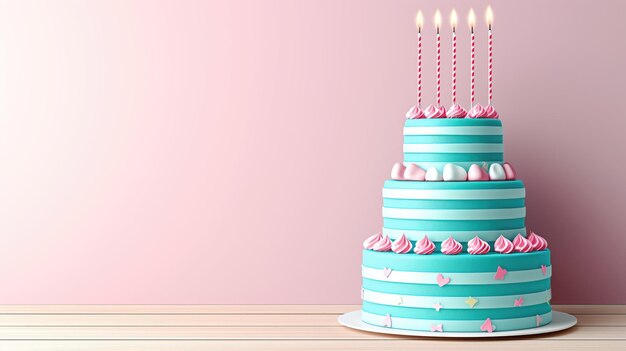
403,119 -> 503,171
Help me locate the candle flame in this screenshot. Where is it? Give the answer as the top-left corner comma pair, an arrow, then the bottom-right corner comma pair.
415,10 -> 424,31
468,8 -> 476,30
486,6 -> 494,28
434,9 -> 442,29
450,9 -> 458,30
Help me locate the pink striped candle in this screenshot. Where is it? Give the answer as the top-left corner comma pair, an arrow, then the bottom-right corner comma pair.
468,9 -> 476,108
435,10 -> 442,107
486,6 -> 494,106
416,11 -> 423,108
450,9 -> 458,105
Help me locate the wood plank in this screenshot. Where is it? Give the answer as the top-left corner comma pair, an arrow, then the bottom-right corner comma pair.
0,305 -> 357,314
0,314 -> 339,326
575,314 -> 626,326
0,325 -> 623,340
0,340 -> 624,351
0,305 -> 622,315
0,313 -> 622,327
555,305 -> 626,315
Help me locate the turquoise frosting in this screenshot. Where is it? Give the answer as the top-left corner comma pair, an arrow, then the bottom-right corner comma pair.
382,180 -> 526,242
361,311 -> 552,332
384,180 -> 524,189
404,153 -> 504,162
361,249 -> 552,331
363,278 -> 551,296
404,135 -> 503,144
363,301 -> 551,320
363,250 -> 550,272
403,118 -> 504,169
362,288 -> 550,309
383,198 -> 525,210
384,218 -> 525,231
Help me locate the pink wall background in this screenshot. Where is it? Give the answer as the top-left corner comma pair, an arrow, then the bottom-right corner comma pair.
0,0 -> 624,303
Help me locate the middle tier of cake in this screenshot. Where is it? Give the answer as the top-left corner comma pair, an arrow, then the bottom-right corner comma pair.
382,180 -> 526,244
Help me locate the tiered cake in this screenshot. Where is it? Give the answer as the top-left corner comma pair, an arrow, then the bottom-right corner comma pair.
360,118 -> 551,333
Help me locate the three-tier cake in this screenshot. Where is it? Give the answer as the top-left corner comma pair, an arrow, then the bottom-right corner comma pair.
360,117 -> 551,333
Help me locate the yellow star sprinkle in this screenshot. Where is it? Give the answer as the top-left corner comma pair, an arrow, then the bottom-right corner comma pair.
465,296 -> 478,308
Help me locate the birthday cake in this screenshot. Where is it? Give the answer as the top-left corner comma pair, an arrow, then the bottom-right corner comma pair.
359,8 -> 551,334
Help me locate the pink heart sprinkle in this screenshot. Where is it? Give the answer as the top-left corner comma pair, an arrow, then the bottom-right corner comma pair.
541,265 -> 547,276
480,318 -> 495,333
536,315 -> 543,327
494,266 -> 508,280
383,267 -> 392,278
514,297 -> 524,307
430,324 -> 443,332
383,314 -> 392,327
436,274 -> 451,287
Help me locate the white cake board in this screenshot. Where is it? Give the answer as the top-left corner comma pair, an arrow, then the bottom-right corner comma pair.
338,310 -> 576,338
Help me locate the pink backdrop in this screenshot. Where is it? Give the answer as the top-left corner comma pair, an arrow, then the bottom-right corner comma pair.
0,0 -> 624,303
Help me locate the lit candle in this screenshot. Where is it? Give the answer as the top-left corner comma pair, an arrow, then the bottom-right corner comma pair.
423,9 -> 446,118
450,9 -> 458,106
486,6 -> 494,106
468,8 -> 476,108
435,9 -> 442,107
406,12 -> 425,119
416,11 -> 423,108
446,9 -> 467,118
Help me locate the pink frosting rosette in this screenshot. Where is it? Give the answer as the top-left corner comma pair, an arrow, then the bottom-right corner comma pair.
494,235 -> 515,254
446,104 -> 468,118
363,232 -> 383,250
391,234 -> 413,254
483,105 -> 499,118
441,237 -> 463,255
406,105 -> 425,119
513,233 -> 533,253
468,104 -> 486,118
413,235 -> 435,255
424,104 -> 446,118
527,231 -> 548,251
467,236 -> 491,254
372,235 -> 392,252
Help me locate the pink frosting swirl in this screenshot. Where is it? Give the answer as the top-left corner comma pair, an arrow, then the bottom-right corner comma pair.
372,235 -> 392,251
406,105 -> 425,119
494,235 -> 515,254
468,104 -> 486,118
413,235 -> 435,255
391,234 -> 413,254
441,237 -> 463,255
527,231 -> 548,251
513,233 -> 533,253
483,105 -> 499,118
467,236 -> 491,255
423,104 -> 446,118
363,232 -> 383,250
446,104 -> 468,118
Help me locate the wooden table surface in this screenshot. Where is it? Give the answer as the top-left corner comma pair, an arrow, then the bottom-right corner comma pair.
0,305 -> 623,350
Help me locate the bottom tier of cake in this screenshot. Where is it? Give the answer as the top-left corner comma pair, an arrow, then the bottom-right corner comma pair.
361,249 -> 552,333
